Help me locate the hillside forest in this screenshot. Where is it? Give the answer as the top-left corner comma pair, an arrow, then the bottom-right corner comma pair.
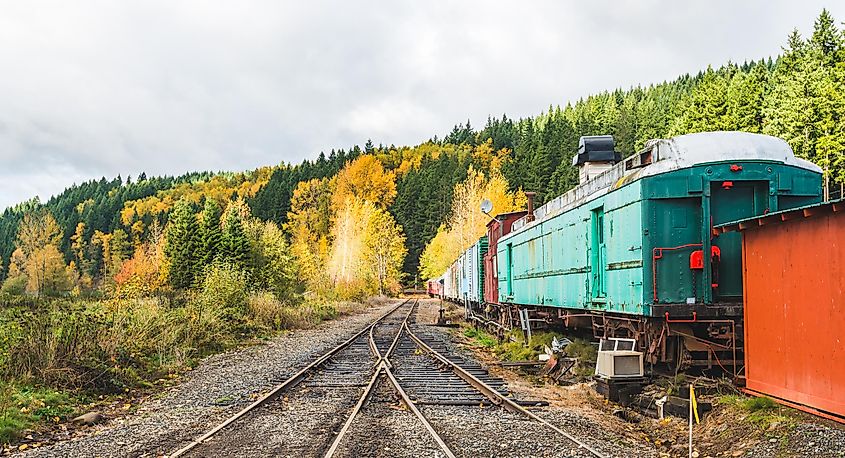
0,10 -> 843,443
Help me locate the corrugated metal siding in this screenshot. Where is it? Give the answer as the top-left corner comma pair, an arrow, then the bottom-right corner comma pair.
474,236 -> 488,303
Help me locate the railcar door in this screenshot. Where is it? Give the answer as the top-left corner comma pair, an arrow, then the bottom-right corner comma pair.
590,207 -> 607,299
505,243 -> 514,297
709,180 -> 768,301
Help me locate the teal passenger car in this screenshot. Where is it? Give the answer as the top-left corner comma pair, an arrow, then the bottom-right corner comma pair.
494,132 -> 822,369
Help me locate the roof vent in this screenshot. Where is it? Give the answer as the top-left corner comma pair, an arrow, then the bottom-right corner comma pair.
572,135 -> 621,184
572,135 -> 621,166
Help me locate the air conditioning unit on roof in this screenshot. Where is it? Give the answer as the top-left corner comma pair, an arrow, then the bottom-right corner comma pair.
595,338 -> 644,379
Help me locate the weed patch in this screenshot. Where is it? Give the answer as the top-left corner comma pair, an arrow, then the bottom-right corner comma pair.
718,394 -> 795,430
463,327 -> 497,348
0,383 -> 76,444
0,293 -> 360,444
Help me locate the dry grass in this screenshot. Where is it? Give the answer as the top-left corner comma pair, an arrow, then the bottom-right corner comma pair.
0,292 -> 385,444
248,292 -> 339,331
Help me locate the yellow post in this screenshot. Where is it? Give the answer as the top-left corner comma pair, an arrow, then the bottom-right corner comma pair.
689,383 -> 700,458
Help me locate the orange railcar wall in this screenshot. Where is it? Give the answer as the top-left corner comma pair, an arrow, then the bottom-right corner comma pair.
742,210 -> 845,418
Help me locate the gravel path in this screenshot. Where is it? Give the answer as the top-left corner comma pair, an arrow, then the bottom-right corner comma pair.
14,302 -> 399,458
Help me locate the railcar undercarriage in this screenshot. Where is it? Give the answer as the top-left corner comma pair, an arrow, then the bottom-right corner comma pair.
463,300 -> 742,377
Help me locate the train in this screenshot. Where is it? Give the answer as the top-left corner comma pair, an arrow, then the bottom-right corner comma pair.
428,131 -> 823,373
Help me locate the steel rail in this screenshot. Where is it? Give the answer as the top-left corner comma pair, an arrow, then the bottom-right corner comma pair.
381,363 -> 456,458
403,321 -> 607,458
322,361 -> 384,458
325,301 -> 456,458
167,299 -> 410,458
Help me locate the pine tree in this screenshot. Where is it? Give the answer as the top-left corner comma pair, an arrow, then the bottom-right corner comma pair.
670,66 -> 732,134
198,199 -> 223,268
164,200 -> 200,289
222,205 -> 250,272
110,228 -> 132,274
810,9 -> 843,63
726,62 -> 769,132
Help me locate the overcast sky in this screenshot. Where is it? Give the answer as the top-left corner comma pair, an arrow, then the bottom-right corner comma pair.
0,1 -> 840,210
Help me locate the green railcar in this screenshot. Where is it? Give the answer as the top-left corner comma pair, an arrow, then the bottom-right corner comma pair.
495,131 -> 822,370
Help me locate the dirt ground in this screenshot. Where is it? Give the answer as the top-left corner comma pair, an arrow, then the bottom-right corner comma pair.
424,298 -> 845,458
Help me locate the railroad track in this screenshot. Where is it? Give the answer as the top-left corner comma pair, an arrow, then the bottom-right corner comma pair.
167,299 -> 606,458
167,299 -> 413,457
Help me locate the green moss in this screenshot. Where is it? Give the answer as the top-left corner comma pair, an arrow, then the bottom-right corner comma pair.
718,394 -> 795,430
743,396 -> 779,412
463,327 -> 497,348
0,384 -> 77,444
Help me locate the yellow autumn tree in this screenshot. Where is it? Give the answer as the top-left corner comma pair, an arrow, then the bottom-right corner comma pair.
327,200 -> 371,294
328,200 -> 406,298
419,166 -> 526,279
25,245 -> 72,296
114,223 -> 167,299
286,178 -> 333,292
331,155 -> 396,210
4,209 -> 74,297
120,167 -> 273,226
364,208 -> 406,295
472,139 -> 511,172
16,209 -> 62,257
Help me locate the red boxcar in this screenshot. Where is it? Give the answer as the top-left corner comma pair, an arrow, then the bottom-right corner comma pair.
426,278 -> 443,298
483,211 -> 527,305
719,199 -> 845,422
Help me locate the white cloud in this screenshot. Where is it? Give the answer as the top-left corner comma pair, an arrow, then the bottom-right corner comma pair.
0,0 -> 840,209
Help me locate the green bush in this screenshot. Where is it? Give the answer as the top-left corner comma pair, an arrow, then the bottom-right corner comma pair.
1,276 -> 26,297
3,305 -> 102,388
195,263 -> 249,325
247,292 -> 337,331
0,275 -> 345,444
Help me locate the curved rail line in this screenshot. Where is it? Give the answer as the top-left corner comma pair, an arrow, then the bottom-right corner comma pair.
402,320 -> 607,458
167,299 -> 410,458
324,301 -> 456,458
169,299 -> 604,458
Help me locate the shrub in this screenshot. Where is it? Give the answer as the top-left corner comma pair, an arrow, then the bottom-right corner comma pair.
96,298 -> 192,384
0,276 -> 27,297
4,305 -> 101,388
195,263 -> 249,325
247,292 -> 337,331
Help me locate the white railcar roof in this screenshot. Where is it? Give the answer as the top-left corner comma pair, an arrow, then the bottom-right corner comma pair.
507,131 -> 821,234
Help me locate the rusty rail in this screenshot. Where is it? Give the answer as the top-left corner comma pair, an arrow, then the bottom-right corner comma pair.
403,320 -> 607,458
325,301 -> 456,458
167,299 -> 410,458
